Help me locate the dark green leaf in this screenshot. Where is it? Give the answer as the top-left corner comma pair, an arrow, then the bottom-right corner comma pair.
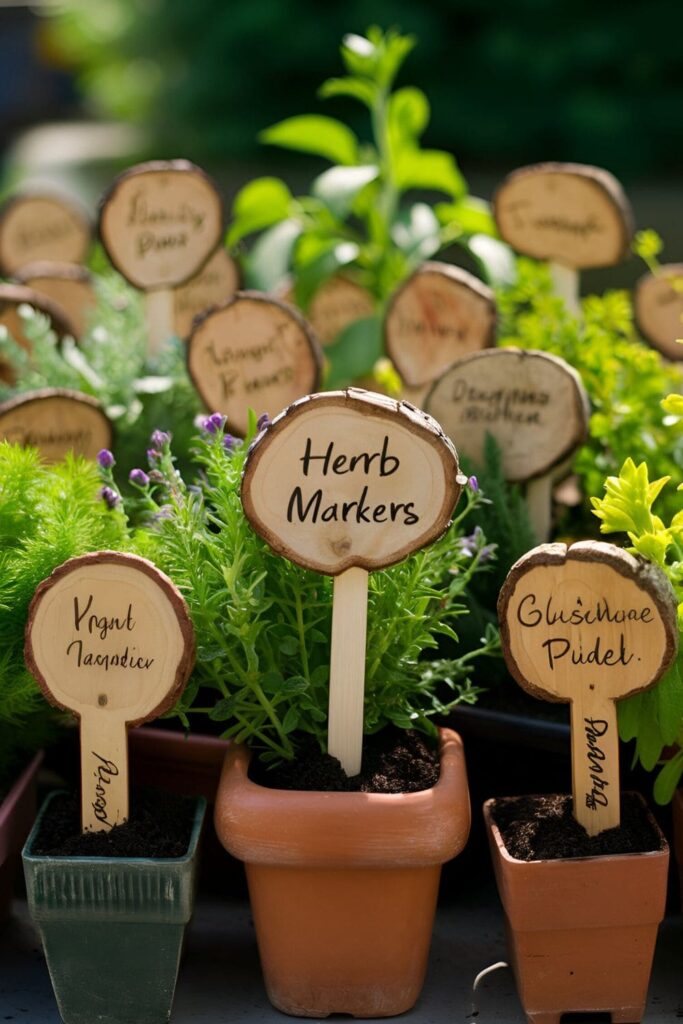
259,115 -> 359,167
279,635 -> 300,656
209,697 -> 239,721
282,707 -> 300,733
653,750 -> 683,805
325,315 -> 383,386
260,670 -> 285,694
281,675 -> 309,695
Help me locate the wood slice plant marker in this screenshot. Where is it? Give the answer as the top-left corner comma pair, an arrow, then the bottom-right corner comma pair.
634,264 -> 683,360
498,541 -> 677,835
0,389 -> 112,462
385,262 -> 496,404
494,163 -> 634,317
424,348 -> 590,542
173,245 -> 240,340
241,389 -> 462,775
25,552 -> 195,832
0,191 -> 91,276
14,262 -> 98,340
278,274 -> 376,346
187,291 -> 323,437
98,160 -> 224,355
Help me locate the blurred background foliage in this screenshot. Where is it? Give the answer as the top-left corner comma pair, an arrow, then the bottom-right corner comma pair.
39,0 -> 682,179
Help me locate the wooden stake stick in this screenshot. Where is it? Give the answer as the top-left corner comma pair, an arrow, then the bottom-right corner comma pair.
146,288 -> 176,356
550,261 -> 581,319
525,474 -> 554,543
569,697 -> 620,836
328,567 -> 369,777
80,713 -> 129,831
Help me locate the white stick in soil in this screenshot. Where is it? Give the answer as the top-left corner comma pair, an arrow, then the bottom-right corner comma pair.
549,261 -> 582,319
328,567 -> 369,777
145,288 -> 176,357
525,474 -> 554,543
80,713 -> 130,831
569,697 -> 620,836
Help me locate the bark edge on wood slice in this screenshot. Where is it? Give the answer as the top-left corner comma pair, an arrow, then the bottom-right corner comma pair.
634,263 -> 683,361
13,262 -> 97,341
0,387 -> 113,462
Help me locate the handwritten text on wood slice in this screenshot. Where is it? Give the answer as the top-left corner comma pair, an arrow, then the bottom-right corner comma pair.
498,541 -> 677,834
494,163 -> 633,269
0,283 -> 77,384
187,292 -> 323,437
99,160 -> 224,290
15,262 -> 97,340
0,192 -> 91,276
385,263 -> 496,387
25,552 -> 195,831
173,245 -> 240,339
0,390 -> 112,462
279,275 -> 375,347
424,348 -> 589,482
241,389 -> 462,575
634,265 -> 683,361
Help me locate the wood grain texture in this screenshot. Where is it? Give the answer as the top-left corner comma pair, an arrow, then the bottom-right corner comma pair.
0,191 -> 91,276
278,274 -> 375,347
0,388 -> 112,462
385,262 -> 496,387
187,290 -> 323,436
14,261 -> 97,340
98,159 -> 224,290
424,348 -> 589,482
0,283 -> 78,384
493,162 -> 634,269
634,264 -> 683,360
173,245 -> 241,339
498,540 -> 678,834
328,567 -> 369,776
241,388 -> 463,575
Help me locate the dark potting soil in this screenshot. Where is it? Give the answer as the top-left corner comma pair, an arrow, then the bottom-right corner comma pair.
32,788 -> 196,858
250,728 -> 439,793
491,793 -> 664,861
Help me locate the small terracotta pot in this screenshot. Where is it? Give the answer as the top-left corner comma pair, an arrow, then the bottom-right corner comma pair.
672,788 -> 683,910
484,795 -> 669,1024
129,726 -> 228,802
214,727 -> 470,1018
0,751 -> 43,921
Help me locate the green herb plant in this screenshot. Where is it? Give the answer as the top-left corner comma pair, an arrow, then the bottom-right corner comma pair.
127,414 -> 499,763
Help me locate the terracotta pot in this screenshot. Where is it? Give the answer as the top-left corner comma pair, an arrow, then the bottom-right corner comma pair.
0,751 -> 43,921
129,726 -> 228,802
484,795 -> 669,1024
672,788 -> 683,911
214,727 -> 470,1018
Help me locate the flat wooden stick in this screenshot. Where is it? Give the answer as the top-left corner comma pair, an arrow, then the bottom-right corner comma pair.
525,474 -> 553,542
328,567 -> 369,777
570,698 -> 620,836
80,713 -> 129,832
145,288 -> 175,356
550,261 -> 581,319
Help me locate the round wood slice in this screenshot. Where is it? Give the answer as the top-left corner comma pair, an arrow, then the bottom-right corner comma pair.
241,388 -> 463,575
498,540 -> 678,704
384,262 -> 496,387
98,160 -> 224,290
173,245 -> 240,339
0,388 -> 113,462
25,550 -> 195,727
279,274 -> 376,347
634,264 -> 683,360
424,348 -> 590,482
0,283 -> 78,384
187,291 -> 323,437
493,163 -> 633,268
14,262 -> 97,340
0,192 -> 91,277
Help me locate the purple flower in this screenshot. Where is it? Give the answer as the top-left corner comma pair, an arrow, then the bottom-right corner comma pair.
223,433 -> 236,452
99,485 -> 120,510
147,448 -> 161,465
148,469 -> 166,484
150,429 -> 171,448
257,413 -> 270,431
467,475 -> 479,492
129,468 -> 150,487
201,412 -> 226,435
97,449 -> 115,469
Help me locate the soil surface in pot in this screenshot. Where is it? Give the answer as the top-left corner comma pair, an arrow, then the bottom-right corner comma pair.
32,788 -> 196,857
491,794 -> 664,861
250,728 -> 438,793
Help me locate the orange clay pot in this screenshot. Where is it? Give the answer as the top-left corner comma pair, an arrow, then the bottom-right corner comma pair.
484,795 -> 669,1024
214,727 -> 470,1018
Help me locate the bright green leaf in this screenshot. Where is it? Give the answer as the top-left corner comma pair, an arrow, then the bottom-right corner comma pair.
388,86 -> 430,141
282,707 -> 300,734
326,315 -> 383,386
394,149 -> 466,200
468,234 -> 517,287
259,115 -> 359,166
653,750 -> 683,805
312,164 -> 379,218
245,219 -> 302,292
319,76 -> 376,109
228,177 -> 292,245
391,203 -> 440,259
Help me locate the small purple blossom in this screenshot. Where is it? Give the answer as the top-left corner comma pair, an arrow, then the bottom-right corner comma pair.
150,429 -> 171,448
148,469 -> 166,484
223,433 -> 236,452
152,505 -> 173,523
457,525 -> 485,558
147,448 -> 161,465
202,412 -> 226,435
97,449 -> 115,469
479,543 -> 496,565
129,468 -> 150,487
467,475 -> 479,492
257,413 -> 270,431
99,485 -> 120,510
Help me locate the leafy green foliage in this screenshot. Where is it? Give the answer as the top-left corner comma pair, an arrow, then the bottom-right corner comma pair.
128,418 -> 499,762
0,445 -> 132,788
591,457 -> 683,802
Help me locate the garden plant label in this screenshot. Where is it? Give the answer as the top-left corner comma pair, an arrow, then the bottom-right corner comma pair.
385,262 -> 496,390
498,541 -> 677,835
187,292 -> 323,437
0,389 -> 112,462
0,283 -> 77,383
14,262 -> 98,340
242,388 -> 462,774
25,552 -> 195,832
634,264 -> 683,361
173,245 -> 240,339
280,274 -> 375,347
0,192 -> 91,276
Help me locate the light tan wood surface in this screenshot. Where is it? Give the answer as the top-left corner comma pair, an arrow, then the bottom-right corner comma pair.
187,291 -> 323,436
498,541 -> 677,834
385,262 -> 496,387
99,160 -> 224,290
0,192 -> 91,276
493,162 -> 633,269
14,262 -> 97,340
174,246 -> 241,339
0,388 -> 112,462
279,275 -> 375,347
328,567 -> 369,776
25,551 -> 195,832
634,264 -> 683,360
0,283 -> 77,384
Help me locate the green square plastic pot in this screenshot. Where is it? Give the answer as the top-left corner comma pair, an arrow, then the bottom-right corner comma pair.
22,792 -> 206,1024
